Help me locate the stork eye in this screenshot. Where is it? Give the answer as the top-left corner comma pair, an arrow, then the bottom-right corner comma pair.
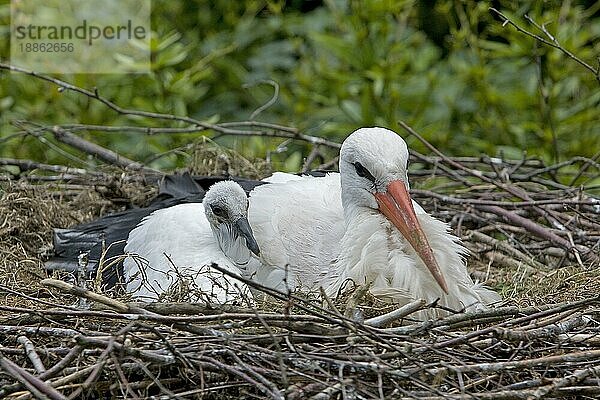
211,205 -> 226,218
353,162 -> 375,182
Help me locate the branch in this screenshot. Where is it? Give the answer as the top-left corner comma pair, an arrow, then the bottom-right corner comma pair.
426,349 -> 600,375
489,7 -> 600,82
50,126 -> 154,172
17,336 -> 46,374
0,63 -> 341,149
0,353 -> 67,400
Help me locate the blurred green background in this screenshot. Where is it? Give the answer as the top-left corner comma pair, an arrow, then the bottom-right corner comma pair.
1,0 -> 599,172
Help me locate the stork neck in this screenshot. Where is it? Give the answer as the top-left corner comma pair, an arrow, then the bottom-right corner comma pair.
211,224 -> 252,266
327,205 -> 391,296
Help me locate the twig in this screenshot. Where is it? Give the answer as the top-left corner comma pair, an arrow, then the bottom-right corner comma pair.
478,204 -> 593,261
0,346 -> 83,398
426,349 -> 600,375
50,126 -> 153,172
0,158 -> 93,176
0,63 -> 341,149
410,189 -> 596,208
364,299 -> 427,327
0,353 -> 67,400
489,8 -> 600,82
17,336 -> 46,374
494,314 -> 588,342
40,279 -> 131,313
532,365 -> 600,398
466,230 -> 548,270
245,79 -> 280,120
400,120 -> 595,259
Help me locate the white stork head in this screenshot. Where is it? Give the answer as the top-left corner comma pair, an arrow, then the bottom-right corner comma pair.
203,181 -> 261,264
339,127 -> 449,294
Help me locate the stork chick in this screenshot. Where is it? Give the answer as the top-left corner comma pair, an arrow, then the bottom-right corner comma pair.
124,181 -> 260,303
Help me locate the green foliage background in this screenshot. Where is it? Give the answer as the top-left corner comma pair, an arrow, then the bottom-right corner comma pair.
1,0 -> 599,172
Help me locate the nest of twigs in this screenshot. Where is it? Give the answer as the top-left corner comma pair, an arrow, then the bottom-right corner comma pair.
1,143 -> 599,399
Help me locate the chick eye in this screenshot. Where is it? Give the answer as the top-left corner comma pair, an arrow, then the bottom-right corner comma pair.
353,162 -> 375,182
211,205 -> 226,218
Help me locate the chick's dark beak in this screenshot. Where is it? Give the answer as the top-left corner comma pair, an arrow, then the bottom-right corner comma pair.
234,217 -> 260,256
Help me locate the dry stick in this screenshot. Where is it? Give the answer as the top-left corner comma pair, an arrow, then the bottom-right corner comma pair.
54,122 -> 342,148
133,301 -> 257,315
128,363 -> 179,398
477,204 -> 590,260
0,305 -> 326,324
40,346 -> 83,382
557,333 -> 600,346
206,263 -> 356,327
0,346 -> 83,399
0,284 -> 80,311
302,144 -> 322,173
13,120 -> 100,169
50,126 -> 153,172
400,120 -> 589,259
410,150 -> 473,187
308,380 -> 353,400
569,151 -> 600,186
0,325 -> 82,338
495,314 -> 588,343
196,355 -> 282,400
207,266 -> 426,370
426,348 -> 600,375
141,324 -> 196,372
0,63 -> 341,149
66,339 -> 114,400
431,295 -> 599,348
364,299 -> 427,328
48,365 -> 98,391
225,349 -> 284,400
481,251 -> 531,272
357,299 -> 578,334
466,229 -> 548,270
108,352 -> 138,400
410,189 -> 596,208
402,387 -> 600,400
404,123 -> 529,197
75,335 -> 175,365
16,336 -> 46,374
0,158 -> 93,175
342,283 -> 371,319
39,279 -> 244,338
218,120 -> 298,132
40,279 -> 131,313
249,311 -> 289,390
520,155 -> 600,181
489,8 -> 600,82
246,79 -> 280,120
0,353 -> 67,400
317,155 -> 339,170
267,320 -> 347,337
520,307 -> 580,330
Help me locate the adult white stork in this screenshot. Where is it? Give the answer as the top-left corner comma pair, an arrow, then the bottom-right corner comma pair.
249,127 -> 500,317
123,181 -> 260,303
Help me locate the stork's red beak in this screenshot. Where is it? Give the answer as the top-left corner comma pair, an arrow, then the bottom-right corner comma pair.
374,180 -> 449,294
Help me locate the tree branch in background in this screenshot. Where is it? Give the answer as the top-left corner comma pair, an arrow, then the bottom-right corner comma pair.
51,126 -> 155,173
490,8 -> 600,83
0,63 -> 341,149
0,158 -> 94,176
244,79 -> 280,120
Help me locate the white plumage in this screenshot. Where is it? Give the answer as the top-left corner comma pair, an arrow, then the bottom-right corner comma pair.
123,181 -> 259,303
249,127 -> 500,317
